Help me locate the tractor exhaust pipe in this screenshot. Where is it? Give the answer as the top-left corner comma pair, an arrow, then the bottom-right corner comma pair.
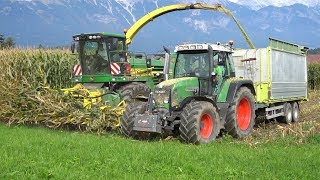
163,46 -> 170,81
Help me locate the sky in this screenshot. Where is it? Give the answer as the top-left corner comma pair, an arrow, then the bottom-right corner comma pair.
13,0 -> 320,9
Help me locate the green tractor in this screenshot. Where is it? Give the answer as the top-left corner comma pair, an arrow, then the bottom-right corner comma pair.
121,42 -> 256,144
68,32 -> 169,126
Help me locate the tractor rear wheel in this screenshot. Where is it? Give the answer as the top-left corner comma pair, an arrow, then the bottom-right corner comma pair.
120,102 -> 147,137
225,87 -> 255,138
179,101 -> 220,144
117,82 -> 150,103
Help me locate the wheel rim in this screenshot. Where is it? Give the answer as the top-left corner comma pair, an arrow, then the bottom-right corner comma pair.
237,98 -> 252,131
200,113 -> 213,139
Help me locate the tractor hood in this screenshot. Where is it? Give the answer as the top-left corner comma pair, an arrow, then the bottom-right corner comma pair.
154,77 -> 199,109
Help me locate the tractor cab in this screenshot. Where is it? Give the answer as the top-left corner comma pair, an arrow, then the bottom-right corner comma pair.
72,33 -> 129,76
173,43 -> 235,96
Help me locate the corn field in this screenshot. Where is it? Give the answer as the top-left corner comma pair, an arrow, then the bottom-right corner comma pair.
0,49 -> 113,133
308,63 -> 320,90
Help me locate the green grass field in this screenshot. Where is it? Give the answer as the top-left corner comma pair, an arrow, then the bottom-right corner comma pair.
1,123 -> 319,179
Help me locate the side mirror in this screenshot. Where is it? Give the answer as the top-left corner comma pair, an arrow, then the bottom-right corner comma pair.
71,43 -> 75,54
146,58 -> 152,68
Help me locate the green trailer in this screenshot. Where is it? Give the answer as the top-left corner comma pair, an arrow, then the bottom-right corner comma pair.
121,39 -> 308,144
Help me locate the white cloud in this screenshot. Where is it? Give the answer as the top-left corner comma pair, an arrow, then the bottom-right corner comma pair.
191,9 -> 201,16
184,17 -> 210,33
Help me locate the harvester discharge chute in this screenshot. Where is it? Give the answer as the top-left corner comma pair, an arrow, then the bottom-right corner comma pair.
62,3 -> 254,129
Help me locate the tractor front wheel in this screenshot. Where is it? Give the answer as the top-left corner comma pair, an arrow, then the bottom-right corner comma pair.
179,101 -> 220,144
225,87 -> 255,138
120,102 -> 147,137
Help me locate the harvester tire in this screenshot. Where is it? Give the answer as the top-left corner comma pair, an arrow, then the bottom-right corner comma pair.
291,102 -> 300,122
179,101 -> 220,144
121,102 -> 147,137
225,87 -> 255,138
117,82 -> 150,103
277,103 -> 293,124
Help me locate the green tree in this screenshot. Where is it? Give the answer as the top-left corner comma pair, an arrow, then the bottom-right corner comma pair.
0,34 -> 16,49
5,37 -> 15,48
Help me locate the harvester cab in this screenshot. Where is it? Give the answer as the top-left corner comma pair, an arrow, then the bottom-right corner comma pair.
72,33 -> 129,77
121,42 -> 256,144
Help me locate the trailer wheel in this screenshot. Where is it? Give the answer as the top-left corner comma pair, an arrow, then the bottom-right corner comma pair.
277,103 -> 293,124
117,82 -> 150,103
179,101 -> 220,144
225,87 -> 255,138
120,102 -> 147,137
292,102 -> 300,122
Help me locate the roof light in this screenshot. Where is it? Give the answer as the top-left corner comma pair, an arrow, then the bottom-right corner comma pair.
190,45 -> 196,50
197,45 -> 203,49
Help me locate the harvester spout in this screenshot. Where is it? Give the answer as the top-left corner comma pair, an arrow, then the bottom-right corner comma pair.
125,3 -> 255,49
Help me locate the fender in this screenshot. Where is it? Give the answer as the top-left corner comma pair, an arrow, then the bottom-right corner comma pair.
226,80 -> 256,103
174,96 -> 218,112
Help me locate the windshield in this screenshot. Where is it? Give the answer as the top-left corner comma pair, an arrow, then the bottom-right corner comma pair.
174,51 -> 212,78
79,37 -> 126,75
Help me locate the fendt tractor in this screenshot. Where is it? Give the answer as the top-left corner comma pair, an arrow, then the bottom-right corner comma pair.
121,39 -> 308,144
65,3 -> 256,127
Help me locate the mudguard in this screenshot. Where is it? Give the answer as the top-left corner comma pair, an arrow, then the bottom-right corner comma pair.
226,80 -> 255,103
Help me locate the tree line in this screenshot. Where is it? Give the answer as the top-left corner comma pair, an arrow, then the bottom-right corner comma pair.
0,34 -> 15,49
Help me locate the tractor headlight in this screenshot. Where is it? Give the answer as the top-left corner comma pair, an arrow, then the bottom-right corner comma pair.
163,97 -> 169,104
154,85 -> 171,107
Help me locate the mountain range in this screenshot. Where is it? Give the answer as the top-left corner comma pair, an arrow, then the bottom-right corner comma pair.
1,0 -> 320,52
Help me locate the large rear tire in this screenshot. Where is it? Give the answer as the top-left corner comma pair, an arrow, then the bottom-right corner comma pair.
120,102 -> 147,137
117,82 -> 150,103
225,87 -> 255,138
179,101 -> 220,144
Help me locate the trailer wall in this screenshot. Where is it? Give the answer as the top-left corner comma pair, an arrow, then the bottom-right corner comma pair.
233,46 -> 307,103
